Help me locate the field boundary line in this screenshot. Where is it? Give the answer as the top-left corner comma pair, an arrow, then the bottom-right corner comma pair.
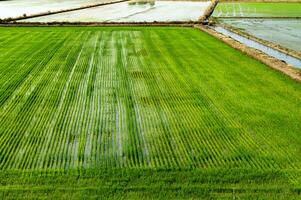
195,25 -> 301,83
199,0 -> 219,22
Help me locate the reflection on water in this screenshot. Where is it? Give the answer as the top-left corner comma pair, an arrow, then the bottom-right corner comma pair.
214,26 -> 301,69
0,0 -> 111,19
21,1 -> 211,22
221,19 -> 301,52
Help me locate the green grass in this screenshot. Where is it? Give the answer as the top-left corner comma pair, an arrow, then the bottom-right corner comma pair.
213,2 -> 301,17
1,169 -> 300,199
0,27 -> 301,199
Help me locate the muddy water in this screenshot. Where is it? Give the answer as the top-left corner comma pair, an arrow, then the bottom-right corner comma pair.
221,19 -> 301,52
0,0 -> 111,19
20,1 -> 210,22
214,26 -> 301,69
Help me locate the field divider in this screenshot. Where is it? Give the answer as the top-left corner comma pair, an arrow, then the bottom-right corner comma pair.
199,0 -> 219,22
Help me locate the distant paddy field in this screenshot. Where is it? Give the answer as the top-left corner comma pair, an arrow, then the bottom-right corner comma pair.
0,27 -> 301,199
220,18 -> 301,52
213,2 -> 301,18
19,1 -> 210,22
0,0 -> 111,19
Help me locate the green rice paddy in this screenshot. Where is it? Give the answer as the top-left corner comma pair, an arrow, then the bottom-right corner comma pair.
0,27 -> 301,199
214,3 -> 301,17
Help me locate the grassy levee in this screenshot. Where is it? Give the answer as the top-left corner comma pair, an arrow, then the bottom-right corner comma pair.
213,2 -> 301,17
0,27 -> 301,198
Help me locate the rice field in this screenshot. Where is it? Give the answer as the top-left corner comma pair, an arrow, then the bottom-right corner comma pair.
213,2 -> 301,17
0,27 -> 301,198
20,1 -> 210,23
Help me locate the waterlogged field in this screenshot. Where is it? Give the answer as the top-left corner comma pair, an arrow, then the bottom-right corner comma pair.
0,0 -> 113,19
213,2 -> 301,17
222,19 -> 301,52
21,1 -> 210,22
0,27 -> 301,198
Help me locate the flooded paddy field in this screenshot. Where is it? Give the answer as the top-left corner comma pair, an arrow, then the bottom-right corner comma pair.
20,1 -> 210,22
220,19 -> 301,53
0,0 -> 113,19
213,3 -> 301,18
214,26 -> 301,69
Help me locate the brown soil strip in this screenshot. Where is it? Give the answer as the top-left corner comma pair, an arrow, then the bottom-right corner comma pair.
1,0 -> 129,23
195,24 -> 301,83
217,22 -> 301,60
0,22 -> 197,27
199,0 -> 219,22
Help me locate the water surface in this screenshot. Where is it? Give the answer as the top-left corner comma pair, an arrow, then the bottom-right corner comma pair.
221,19 -> 301,53
214,26 -> 301,69
20,1 -> 210,22
0,0 -> 110,19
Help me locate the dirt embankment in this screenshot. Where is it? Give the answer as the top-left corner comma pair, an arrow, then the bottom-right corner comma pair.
195,25 -> 301,83
0,21 -> 197,27
1,0 -> 129,23
199,0 -> 219,22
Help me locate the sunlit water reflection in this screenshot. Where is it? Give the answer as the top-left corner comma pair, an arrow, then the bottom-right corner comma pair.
20,1 -> 211,22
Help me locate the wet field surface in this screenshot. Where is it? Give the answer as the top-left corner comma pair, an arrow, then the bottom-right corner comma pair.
220,19 -> 301,53
20,1 -> 210,22
214,26 -> 301,69
0,0 -> 111,19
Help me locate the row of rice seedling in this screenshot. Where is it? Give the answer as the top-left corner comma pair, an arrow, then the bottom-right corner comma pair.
0,26 -> 301,198
138,29 -> 253,167
0,27 -> 300,177
0,32 -> 70,170
41,32 -> 91,170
